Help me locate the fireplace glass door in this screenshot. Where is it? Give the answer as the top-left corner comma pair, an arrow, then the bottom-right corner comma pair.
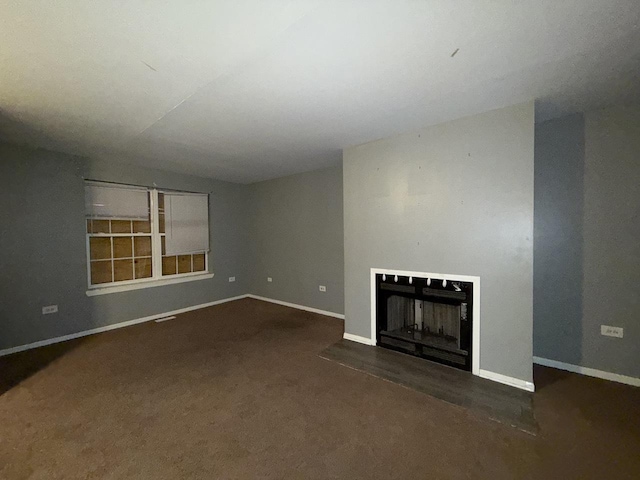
376,275 -> 472,371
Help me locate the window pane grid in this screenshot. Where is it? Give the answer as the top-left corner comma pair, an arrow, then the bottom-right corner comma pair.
90,256 -> 151,262
161,252 -> 206,276
87,218 -> 151,235
86,186 -> 208,288
87,230 -> 153,286
88,233 -> 154,237
110,234 -> 115,282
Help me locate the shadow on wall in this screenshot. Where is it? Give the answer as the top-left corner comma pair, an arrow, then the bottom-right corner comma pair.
0,108 -> 69,154
0,109 -> 39,143
533,114 -> 585,367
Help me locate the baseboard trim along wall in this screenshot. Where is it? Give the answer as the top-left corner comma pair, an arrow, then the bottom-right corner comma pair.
246,294 -> 345,319
478,369 -> 536,392
11,295 -> 606,394
0,295 -> 249,357
343,332 -> 377,346
533,356 -> 640,388
1,294 -> 344,358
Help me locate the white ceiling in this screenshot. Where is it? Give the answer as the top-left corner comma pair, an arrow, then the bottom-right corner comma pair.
1,1 -> 639,183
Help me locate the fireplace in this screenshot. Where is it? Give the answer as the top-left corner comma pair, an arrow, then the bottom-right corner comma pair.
376,273 -> 473,371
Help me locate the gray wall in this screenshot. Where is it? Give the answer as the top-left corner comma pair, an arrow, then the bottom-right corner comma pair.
248,166 -> 344,315
534,105 -> 640,378
534,114 -> 585,366
583,106 -> 640,378
0,143 -> 250,351
343,103 -> 535,383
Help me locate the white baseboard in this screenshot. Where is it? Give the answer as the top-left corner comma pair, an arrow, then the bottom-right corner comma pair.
478,369 -> 535,392
343,332 -> 376,346
246,294 -> 345,319
0,294 -> 249,357
1,294 -> 342,357
533,356 -> 640,388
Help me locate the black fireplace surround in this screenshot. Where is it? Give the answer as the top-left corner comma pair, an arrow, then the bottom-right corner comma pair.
376,274 -> 473,371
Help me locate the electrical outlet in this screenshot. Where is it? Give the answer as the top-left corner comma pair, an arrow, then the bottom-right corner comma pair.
601,325 -> 623,338
42,305 -> 58,315
319,285 -> 326,292
228,276 -> 236,282
267,277 -> 272,283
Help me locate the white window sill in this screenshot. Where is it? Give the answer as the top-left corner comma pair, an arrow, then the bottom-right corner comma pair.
86,273 -> 214,296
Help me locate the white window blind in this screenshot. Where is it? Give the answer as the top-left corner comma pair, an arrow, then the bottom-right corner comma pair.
85,183 -> 149,219
164,192 -> 209,255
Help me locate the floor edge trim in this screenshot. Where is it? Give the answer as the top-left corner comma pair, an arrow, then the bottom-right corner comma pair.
478,369 -> 535,392
533,356 -> 640,387
343,332 -> 376,346
247,294 -> 345,319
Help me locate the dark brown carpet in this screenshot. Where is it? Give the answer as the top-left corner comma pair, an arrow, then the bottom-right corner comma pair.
0,298 -> 639,479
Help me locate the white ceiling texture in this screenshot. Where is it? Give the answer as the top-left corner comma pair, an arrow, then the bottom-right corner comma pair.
1,1 -> 639,183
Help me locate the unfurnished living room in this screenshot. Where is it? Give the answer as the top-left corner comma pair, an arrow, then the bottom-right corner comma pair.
1,1 -> 639,479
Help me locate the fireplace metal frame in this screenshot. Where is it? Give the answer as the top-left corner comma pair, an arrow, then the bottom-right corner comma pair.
369,268 -> 481,376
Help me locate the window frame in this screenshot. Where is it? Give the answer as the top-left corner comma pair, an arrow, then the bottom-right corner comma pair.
85,182 -> 211,295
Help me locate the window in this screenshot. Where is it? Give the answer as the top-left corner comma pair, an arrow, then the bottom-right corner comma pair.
158,191 -> 208,276
85,181 -> 209,290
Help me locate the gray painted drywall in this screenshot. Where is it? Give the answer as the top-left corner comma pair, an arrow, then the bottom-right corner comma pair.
343,103 -> 535,383
248,166 -> 344,315
582,106 -> 639,377
534,114 -> 585,366
0,143 -> 250,351
533,106 -> 640,379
